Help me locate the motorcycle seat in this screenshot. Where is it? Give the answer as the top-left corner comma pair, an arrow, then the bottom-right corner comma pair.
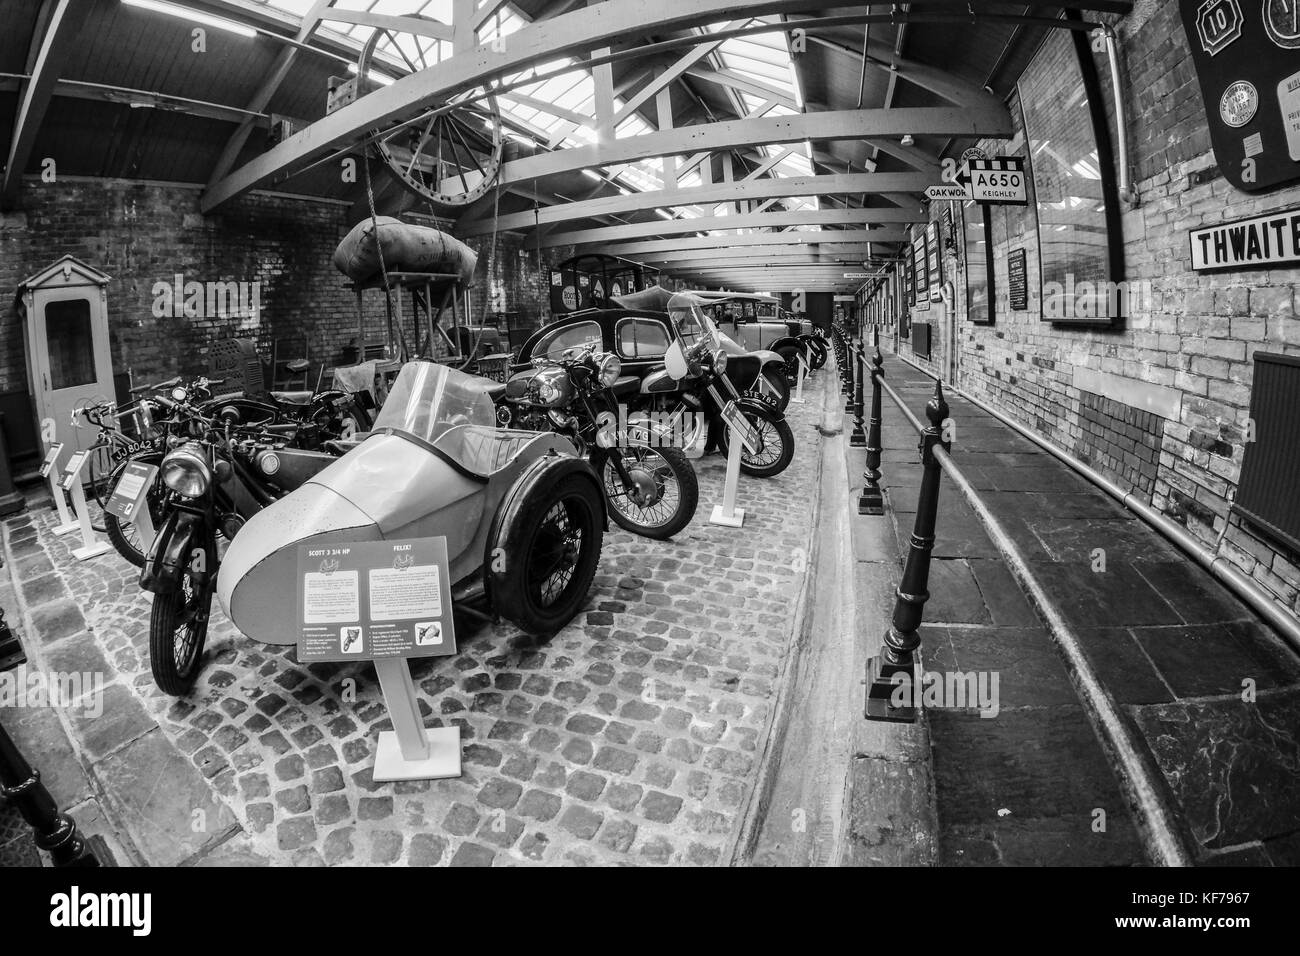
269,390 -> 314,406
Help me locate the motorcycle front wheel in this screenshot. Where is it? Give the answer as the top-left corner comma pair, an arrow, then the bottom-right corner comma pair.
715,404 -> 796,478
598,446 -> 699,540
149,568 -> 211,695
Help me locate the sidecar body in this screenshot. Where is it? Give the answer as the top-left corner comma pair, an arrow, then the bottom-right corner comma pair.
216,361 -> 606,645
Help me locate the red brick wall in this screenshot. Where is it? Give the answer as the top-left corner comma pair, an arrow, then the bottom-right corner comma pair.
895,2 -> 1300,615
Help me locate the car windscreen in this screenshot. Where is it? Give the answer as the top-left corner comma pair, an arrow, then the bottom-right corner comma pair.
372,361 -> 496,446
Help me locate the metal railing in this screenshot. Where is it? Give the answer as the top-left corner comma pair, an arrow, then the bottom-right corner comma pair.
844,337 -> 1194,868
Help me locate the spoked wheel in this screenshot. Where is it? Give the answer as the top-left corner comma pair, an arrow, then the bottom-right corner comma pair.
149,563 -> 212,696
358,22 -> 502,209
598,446 -> 699,540
716,405 -> 796,478
493,473 -> 603,635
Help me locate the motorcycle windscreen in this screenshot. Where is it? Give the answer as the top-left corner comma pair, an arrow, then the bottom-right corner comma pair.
664,339 -> 690,380
216,434 -> 484,645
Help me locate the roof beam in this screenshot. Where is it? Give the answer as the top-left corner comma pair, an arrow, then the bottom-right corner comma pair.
204,0 -> 331,190
634,247 -> 877,265
805,34 -> 998,111
542,209 -> 921,247
3,0 -> 85,205
471,0 -> 517,32
201,0 -> 863,211
612,19 -> 751,128
459,172 -> 929,235
590,231 -> 900,254
320,8 -> 454,43
499,107 -> 1009,185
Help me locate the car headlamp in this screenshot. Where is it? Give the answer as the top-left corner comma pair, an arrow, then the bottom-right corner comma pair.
161,442 -> 211,498
712,348 -> 728,372
171,386 -> 188,403
596,352 -> 622,388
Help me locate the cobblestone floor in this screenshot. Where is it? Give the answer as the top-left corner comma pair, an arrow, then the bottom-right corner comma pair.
3,375 -> 827,866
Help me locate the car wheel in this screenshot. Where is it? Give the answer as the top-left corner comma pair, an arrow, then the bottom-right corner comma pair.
492,473 -> 603,635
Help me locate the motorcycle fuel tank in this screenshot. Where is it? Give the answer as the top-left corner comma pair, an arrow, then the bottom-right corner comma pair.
216,434 -> 485,645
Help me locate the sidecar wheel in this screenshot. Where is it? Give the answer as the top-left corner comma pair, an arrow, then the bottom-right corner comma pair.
492,474 -> 603,635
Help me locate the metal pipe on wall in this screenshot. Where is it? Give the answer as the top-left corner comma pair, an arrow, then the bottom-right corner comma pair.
1103,25 -> 1138,205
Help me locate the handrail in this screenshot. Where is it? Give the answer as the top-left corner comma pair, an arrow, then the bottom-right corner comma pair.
895,353 -> 1300,655
869,352 -> 1195,867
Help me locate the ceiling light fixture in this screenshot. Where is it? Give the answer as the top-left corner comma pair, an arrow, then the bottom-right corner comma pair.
122,0 -> 256,37
900,134 -> 915,147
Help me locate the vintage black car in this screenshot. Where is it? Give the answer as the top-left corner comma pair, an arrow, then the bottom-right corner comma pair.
513,306 -> 790,407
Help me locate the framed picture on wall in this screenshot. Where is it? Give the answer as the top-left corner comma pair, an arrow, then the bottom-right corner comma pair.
912,231 -> 930,311
926,221 -> 943,293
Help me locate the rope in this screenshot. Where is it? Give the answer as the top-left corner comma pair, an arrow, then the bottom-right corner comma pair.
362,145 -> 406,361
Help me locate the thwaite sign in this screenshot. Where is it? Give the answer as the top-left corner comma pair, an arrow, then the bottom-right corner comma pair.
1189,208 -> 1300,271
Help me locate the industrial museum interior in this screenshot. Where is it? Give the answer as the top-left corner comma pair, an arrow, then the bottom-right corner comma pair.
1,0 -> 1299,899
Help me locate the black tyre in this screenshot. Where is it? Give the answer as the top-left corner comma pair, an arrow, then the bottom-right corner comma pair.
597,446 -> 698,540
716,404 -> 796,478
493,473 -> 603,635
776,344 -> 801,385
149,567 -> 211,695
806,337 -> 828,370
103,454 -> 166,568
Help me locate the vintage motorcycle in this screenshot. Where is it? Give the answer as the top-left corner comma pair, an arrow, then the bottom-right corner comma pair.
140,391 -> 337,694
210,361 -> 605,692
496,347 -> 699,540
101,375 -> 358,567
633,293 -> 795,479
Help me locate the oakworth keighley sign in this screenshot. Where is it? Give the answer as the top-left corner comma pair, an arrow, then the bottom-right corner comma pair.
1180,0 -> 1300,192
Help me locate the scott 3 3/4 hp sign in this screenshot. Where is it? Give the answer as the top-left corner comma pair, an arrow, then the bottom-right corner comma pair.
1180,0 -> 1300,193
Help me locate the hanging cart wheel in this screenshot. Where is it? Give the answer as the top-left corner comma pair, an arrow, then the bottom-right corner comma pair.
357,19 -> 503,209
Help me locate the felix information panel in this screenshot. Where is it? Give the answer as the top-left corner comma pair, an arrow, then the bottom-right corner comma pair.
296,538 -> 457,663
1180,0 -> 1300,192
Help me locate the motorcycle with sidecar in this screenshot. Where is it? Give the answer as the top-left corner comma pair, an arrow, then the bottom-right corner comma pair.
211,361 -> 606,681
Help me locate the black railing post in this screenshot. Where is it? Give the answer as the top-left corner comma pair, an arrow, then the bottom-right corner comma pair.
865,381 -> 951,723
849,339 -> 867,447
858,330 -> 885,516
0,716 -> 100,867
843,333 -> 855,413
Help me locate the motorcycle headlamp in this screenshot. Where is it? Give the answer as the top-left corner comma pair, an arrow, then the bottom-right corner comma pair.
161,442 -> 211,498
171,386 -> 188,403
596,352 -> 622,388
533,368 -> 571,408
712,348 -> 729,372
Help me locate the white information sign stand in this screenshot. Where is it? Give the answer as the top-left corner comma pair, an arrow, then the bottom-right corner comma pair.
105,460 -> 158,554
295,537 -> 461,782
40,443 -> 77,535
791,353 -> 808,404
61,451 -> 110,561
373,658 -> 462,781
709,402 -> 758,529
